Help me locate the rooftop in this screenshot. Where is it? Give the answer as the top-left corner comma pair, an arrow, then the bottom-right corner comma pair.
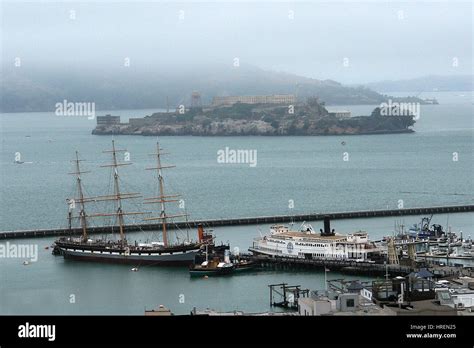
391,300 -> 458,315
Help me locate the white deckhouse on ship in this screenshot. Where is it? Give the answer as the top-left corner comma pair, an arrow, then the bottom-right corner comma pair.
249,217 -> 382,262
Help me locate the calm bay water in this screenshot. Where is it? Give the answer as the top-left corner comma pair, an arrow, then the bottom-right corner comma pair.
1,213 -> 473,315
0,91 -> 473,314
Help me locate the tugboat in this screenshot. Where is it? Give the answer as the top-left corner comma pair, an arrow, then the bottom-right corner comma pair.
189,249 -> 255,276
189,248 -> 234,277
53,141 -> 206,265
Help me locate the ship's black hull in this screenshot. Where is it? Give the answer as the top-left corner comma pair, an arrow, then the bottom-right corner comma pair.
62,252 -> 196,265
189,266 -> 235,276
55,240 -> 201,266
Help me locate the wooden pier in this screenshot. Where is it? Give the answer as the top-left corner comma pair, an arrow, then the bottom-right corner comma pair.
242,254 -> 415,276
240,254 -> 473,277
1,204 -> 472,240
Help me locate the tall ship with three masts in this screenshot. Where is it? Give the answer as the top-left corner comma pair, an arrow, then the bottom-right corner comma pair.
53,140 -> 204,265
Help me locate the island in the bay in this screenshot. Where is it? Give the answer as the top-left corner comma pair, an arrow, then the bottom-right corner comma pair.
92,95 -> 416,136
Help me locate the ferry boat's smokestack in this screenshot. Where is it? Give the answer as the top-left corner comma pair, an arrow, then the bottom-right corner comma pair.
322,216 -> 335,236
324,216 -> 330,234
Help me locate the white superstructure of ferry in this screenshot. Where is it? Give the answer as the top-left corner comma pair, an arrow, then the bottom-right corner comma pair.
249,218 -> 381,262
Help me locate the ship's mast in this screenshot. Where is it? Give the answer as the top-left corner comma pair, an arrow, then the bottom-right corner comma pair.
156,143 -> 168,246
100,140 -> 144,244
75,151 -> 88,241
107,140 -> 125,242
68,142 -> 144,243
113,141 -> 125,241
144,142 -> 186,247
68,151 -> 90,242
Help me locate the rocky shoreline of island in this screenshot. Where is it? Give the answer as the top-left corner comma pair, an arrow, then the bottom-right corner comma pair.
92,96 -> 416,136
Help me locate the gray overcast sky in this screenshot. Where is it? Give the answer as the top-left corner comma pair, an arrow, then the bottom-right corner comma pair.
1,1 -> 472,84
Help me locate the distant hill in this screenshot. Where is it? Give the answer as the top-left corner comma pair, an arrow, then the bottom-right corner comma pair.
0,64 -> 426,113
365,75 -> 473,93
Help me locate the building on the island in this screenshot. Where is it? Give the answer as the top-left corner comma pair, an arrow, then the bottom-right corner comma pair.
128,113 -> 172,127
328,110 -> 351,119
211,94 -> 296,107
96,114 -> 121,125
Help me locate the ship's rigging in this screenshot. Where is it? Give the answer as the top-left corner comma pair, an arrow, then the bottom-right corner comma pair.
65,140 -> 193,247
54,140 -> 206,265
